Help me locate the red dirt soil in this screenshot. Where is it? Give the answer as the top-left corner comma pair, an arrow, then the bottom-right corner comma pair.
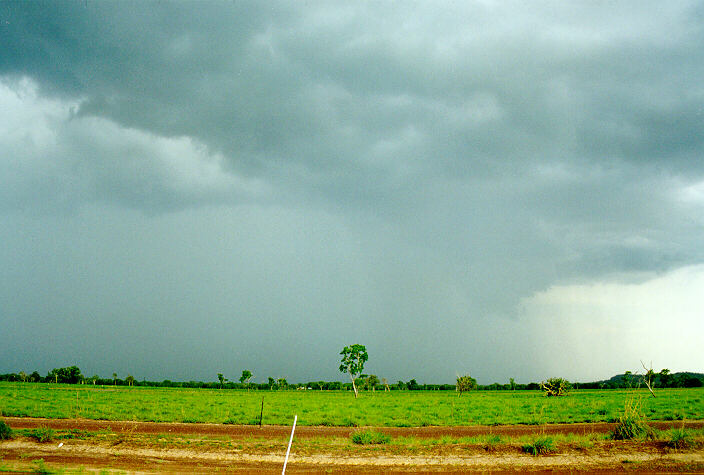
2,417 -> 704,473
4,416 -> 703,438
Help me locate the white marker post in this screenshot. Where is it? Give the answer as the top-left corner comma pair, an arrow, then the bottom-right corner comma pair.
282,414 -> 297,474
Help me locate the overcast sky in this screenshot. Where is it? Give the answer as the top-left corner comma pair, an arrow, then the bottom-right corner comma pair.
1,1 -> 703,384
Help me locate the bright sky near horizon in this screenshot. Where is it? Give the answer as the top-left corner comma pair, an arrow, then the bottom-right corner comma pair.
1,1 -> 703,384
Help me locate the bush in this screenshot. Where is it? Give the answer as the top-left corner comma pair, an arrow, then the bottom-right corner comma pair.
351,430 -> 391,445
0,420 -> 13,440
609,399 -> 654,440
522,436 -> 555,455
541,378 -> 571,397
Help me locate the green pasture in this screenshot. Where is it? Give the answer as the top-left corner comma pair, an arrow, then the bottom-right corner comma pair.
0,383 -> 701,427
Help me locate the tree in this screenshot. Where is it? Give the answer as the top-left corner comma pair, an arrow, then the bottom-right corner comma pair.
113,373 -> 117,386
125,374 -> 135,387
622,371 -> 634,388
276,378 -> 288,390
658,368 -> 672,388
456,374 -> 477,396
47,366 -> 83,384
339,344 -> 368,398
640,361 -> 656,397
217,373 -> 226,389
541,377 -> 571,397
267,377 -> 276,390
240,370 -> 253,390
679,374 -> 703,388
366,374 -> 379,391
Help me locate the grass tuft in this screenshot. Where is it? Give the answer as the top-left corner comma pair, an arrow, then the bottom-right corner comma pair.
666,428 -> 695,450
351,429 -> 391,445
522,436 -> 555,455
483,434 -> 501,451
609,398 -> 654,440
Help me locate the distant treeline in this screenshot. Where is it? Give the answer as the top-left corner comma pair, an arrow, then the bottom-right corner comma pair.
1,366 -> 702,390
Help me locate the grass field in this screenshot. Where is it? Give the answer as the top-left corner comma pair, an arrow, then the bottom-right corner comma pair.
1,383 -> 702,427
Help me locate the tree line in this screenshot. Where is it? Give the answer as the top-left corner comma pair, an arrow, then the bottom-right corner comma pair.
1,366 -> 701,390
1,347 -> 701,392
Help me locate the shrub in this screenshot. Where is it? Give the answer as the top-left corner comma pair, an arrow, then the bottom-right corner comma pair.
609,399 -> 654,440
351,430 -> 391,445
541,378 -> 571,397
28,427 -> 55,443
522,436 -> 555,455
0,420 -> 13,440
31,459 -> 53,474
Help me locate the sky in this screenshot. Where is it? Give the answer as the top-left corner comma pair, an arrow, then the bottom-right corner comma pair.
1,1 -> 703,385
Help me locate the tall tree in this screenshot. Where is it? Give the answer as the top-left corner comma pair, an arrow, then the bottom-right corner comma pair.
456,374 -> 477,396
239,370 -> 253,390
339,344 -> 368,398
366,374 -> 379,391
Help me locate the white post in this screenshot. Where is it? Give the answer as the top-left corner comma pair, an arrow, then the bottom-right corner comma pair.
282,414 -> 297,474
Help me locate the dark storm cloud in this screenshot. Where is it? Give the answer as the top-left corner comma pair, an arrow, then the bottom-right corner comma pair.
4,1 -> 703,189
1,1 -> 703,382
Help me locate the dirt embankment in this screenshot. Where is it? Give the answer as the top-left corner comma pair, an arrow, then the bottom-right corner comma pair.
4,416 -> 703,438
2,417 -> 703,473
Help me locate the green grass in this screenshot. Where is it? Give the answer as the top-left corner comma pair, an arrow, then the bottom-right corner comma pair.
0,383 -> 702,427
